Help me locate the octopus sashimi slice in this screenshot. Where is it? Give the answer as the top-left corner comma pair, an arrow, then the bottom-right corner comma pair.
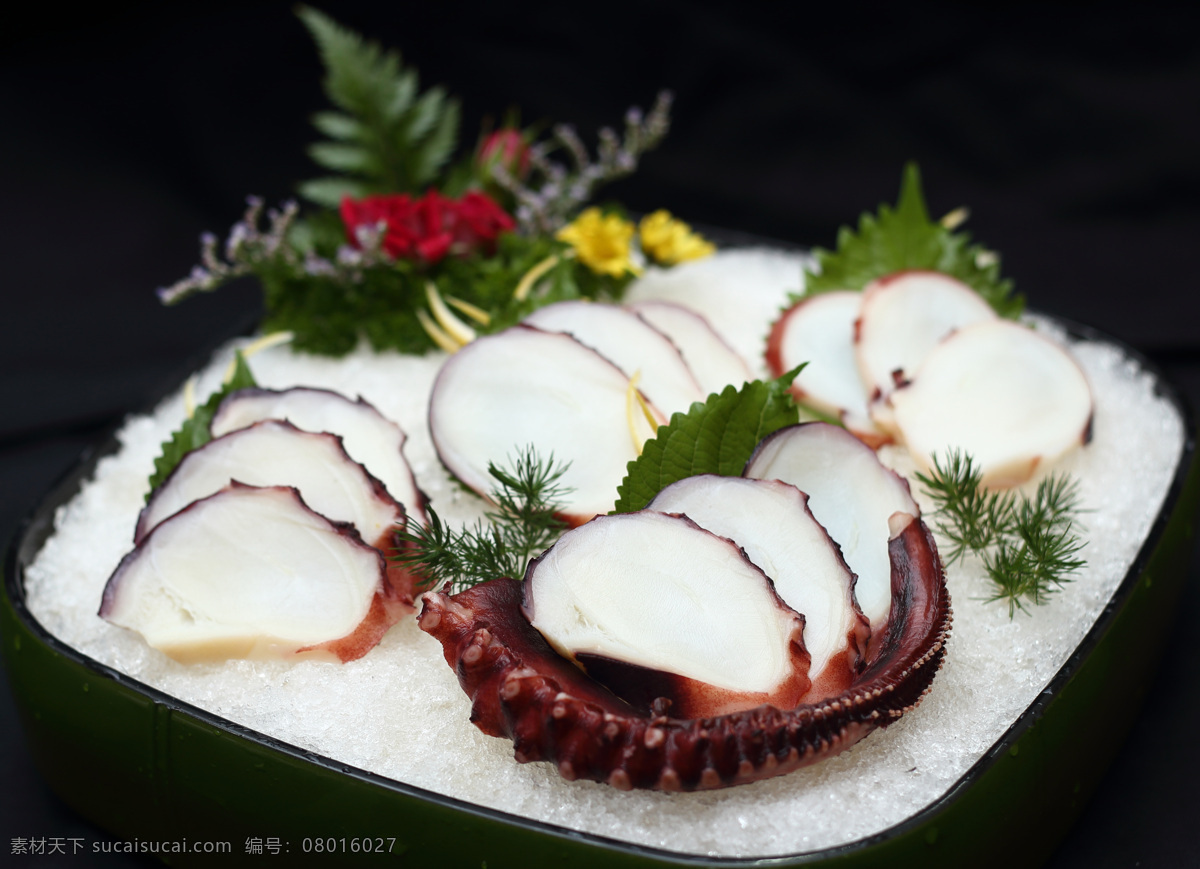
522,511 -> 811,719
138,420 -> 402,545
417,513 -> 949,792
211,385 -> 428,525
889,319 -> 1094,488
855,270 -> 996,409
765,291 -> 886,446
428,325 -> 664,526
138,420 -> 417,611
626,300 -> 753,397
523,300 -> 706,417
647,475 -> 870,701
744,422 -> 921,636
102,484 -> 398,663
623,248 -> 803,371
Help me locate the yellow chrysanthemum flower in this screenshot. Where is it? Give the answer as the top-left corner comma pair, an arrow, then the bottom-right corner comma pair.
638,210 -> 715,265
556,208 -> 641,277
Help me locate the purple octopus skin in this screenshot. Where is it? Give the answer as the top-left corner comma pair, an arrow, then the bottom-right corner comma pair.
211,385 -> 430,526
417,514 -> 950,792
138,419 -> 425,615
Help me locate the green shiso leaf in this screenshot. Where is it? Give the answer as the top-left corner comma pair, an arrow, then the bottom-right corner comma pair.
804,163 -> 1023,318
146,351 -> 257,499
297,6 -> 462,198
612,367 -> 803,514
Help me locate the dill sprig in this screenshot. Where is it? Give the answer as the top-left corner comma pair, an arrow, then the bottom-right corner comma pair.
916,450 -> 1086,616
913,450 -> 1015,563
394,447 -> 571,594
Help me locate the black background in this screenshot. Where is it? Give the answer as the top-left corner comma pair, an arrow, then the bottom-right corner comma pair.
2,2 -> 1199,866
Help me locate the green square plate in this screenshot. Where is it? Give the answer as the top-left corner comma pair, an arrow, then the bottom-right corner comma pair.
3,316 -> 1196,869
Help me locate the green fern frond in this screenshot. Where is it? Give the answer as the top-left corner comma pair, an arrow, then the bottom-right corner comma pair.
411,99 -> 460,185
297,6 -> 462,199
296,176 -> 373,209
310,111 -> 363,141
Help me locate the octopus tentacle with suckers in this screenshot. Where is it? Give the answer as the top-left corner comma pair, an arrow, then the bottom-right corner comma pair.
418,424 -> 952,792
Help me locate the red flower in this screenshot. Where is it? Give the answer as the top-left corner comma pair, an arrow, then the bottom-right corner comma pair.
341,190 -> 514,265
451,191 -> 517,252
477,129 -> 531,180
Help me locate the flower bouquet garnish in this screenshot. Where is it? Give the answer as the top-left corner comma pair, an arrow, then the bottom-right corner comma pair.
159,7 -> 713,357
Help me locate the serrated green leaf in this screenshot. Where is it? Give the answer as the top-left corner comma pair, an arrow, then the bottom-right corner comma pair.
146,352 -> 258,499
308,143 -> 367,174
613,368 -> 802,513
385,70 -> 418,124
225,350 -> 257,392
411,98 -> 461,186
804,163 -> 1022,317
297,176 -> 372,208
298,8 -> 465,197
405,86 -> 446,144
298,6 -> 399,121
311,111 -> 363,141
307,142 -> 380,175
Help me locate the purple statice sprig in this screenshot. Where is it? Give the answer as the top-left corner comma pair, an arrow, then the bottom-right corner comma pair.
491,90 -> 673,236
157,196 -> 388,305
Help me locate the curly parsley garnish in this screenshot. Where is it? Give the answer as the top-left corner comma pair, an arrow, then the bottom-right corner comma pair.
804,163 -> 1023,318
394,447 -> 572,594
916,450 -> 1086,616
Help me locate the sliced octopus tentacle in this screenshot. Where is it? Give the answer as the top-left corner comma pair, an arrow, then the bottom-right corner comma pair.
417,514 -> 950,792
861,515 -> 952,718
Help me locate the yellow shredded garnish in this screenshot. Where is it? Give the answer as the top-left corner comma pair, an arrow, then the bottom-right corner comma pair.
513,253 -> 562,302
417,309 -> 464,354
222,331 -> 293,383
625,371 -> 659,454
183,377 -> 198,420
445,295 -> 492,326
638,210 -> 715,265
426,282 -> 476,346
940,207 -> 970,230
